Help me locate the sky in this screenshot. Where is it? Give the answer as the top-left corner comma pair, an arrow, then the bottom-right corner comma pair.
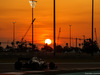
0,0 -> 100,49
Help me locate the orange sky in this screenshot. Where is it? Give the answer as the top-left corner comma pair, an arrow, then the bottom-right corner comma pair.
0,0 -> 100,48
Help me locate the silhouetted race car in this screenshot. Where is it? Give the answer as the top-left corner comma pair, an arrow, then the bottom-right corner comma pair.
14,57 -> 56,70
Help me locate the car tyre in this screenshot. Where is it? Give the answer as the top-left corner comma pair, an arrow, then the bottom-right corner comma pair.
31,62 -> 39,70
14,61 -> 22,70
49,62 -> 55,70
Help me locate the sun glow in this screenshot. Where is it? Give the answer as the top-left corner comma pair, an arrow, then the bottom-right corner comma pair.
45,39 -> 51,45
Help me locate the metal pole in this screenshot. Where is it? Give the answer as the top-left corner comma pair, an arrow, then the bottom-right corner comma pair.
69,24 -> 71,48
83,35 -> 85,44
13,21 -> 15,48
83,35 -> 85,40
92,0 -> 94,42
95,28 -> 97,42
32,0 -> 34,51
57,28 -> 61,45
54,0 -> 56,56
92,0 -> 94,56
76,38 -> 77,48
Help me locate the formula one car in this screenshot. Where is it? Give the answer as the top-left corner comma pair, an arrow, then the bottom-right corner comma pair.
14,57 -> 56,70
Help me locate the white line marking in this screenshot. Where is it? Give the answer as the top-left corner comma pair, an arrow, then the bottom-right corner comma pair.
0,63 -> 14,64
0,70 -> 59,75
3,72 -> 24,75
1,62 -> 100,65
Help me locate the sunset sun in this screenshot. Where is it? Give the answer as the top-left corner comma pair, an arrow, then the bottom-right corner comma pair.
45,39 -> 51,45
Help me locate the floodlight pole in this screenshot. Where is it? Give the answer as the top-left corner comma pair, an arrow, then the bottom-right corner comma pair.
54,0 -> 56,56
32,0 -> 34,52
91,0 -> 94,56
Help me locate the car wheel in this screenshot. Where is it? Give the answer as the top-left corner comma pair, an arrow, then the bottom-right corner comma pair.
49,62 -> 55,70
14,61 -> 22,70
31,62 -> 39,70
